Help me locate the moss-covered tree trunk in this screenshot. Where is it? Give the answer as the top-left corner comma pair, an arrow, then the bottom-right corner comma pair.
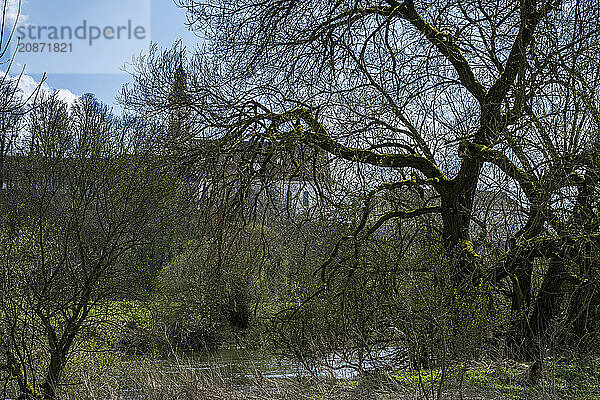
440,178 -> 481,287
526,256 -> 565,353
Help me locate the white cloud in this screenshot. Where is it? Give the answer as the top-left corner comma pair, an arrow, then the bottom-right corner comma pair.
4,0 -> 28,26
54,88 -> 79,105
2,71 -> 80,106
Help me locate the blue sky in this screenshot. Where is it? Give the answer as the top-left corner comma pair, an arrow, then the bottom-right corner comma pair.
3,0 -> 199,110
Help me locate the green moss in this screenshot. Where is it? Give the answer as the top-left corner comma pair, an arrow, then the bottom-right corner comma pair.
463,239 -> 481,258
390,368 -> 445,388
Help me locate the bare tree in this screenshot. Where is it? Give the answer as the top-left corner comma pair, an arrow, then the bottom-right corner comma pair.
0,93 -> 181,399
0,79 -> 22,190
122,0 -> 600,364
0,0 -> 44,192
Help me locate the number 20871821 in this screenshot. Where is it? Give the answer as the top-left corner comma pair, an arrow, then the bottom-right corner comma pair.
17,42 -> 73,53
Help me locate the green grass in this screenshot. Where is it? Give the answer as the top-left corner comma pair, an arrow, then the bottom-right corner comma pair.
384,358 -> 600,399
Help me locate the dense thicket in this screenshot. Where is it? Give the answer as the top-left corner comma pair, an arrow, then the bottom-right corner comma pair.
120,0 -> 600,369
1,0 -> 600,397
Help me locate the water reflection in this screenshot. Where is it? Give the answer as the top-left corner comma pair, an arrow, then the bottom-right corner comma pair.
137,346 -> 402,381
